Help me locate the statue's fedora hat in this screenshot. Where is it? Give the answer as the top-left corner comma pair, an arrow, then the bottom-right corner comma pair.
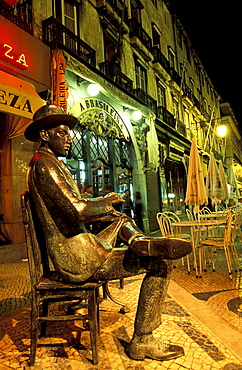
24,105 -> 78,142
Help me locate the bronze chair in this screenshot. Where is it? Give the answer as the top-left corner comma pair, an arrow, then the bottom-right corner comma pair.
21,191 -> 104,366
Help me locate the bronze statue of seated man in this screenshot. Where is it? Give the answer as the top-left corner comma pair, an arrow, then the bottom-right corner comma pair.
24,105 -> 192,362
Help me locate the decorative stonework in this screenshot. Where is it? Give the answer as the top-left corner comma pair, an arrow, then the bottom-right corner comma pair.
133,122 -> 149,160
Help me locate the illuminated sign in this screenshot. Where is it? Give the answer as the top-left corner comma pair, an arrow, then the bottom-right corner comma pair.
2,0 -> 18,6
0,70 -> 44,119
70,98 -> 130,141
0,43 -> 28,70
51,49 -> 68,112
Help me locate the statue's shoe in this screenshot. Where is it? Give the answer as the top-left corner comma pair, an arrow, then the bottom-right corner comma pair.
128,337 -> 184,361
130,235 -> 192,260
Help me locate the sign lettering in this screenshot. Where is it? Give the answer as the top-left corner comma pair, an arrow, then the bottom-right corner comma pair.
0,89 -> 33,113
0,43 -> 28,69
70,98 -> 130,141
51,49 -> 68,112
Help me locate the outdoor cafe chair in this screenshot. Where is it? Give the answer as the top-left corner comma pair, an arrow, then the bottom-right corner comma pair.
159,211 -> 190,238
21,191 -> 125,366
217,204 -> 226,211
198,212 -> 237,279
229,211 -> 242,272
156,212 -> 191,272
186,209 -> 208,238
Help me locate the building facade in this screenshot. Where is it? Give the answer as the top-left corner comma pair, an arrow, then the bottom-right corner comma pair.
0,0 -> 241,252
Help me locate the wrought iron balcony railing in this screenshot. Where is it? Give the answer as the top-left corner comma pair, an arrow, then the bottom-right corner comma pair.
177,120 -> 187,137
99,61 -> 133,93
200,105 -> 210,121
129,18 -> 152,53
169,67 -> 182,86
96,0 -> 129,26
182,83 -> 193,101
193,96 -> 200,111
156,106 -> 176,129
133,88 -> 157,112
0,0 -> 33,34
152,46 -> 170,74
42,17 -> 96,67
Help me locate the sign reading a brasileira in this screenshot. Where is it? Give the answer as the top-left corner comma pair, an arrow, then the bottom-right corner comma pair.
70,98 -> 130,140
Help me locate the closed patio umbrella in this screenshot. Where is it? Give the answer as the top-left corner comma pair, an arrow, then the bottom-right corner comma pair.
218,160 -> 229,202
229,166 -> 240,200
185,138 -> 207,214
206,153 -> 225,206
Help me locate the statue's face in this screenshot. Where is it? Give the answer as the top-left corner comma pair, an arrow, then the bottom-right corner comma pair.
46,125 -> 72,157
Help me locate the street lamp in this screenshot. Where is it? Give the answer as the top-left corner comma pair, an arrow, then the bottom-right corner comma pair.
216,124 -> 227,138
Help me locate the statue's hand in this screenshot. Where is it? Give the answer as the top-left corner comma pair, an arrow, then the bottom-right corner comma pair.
104,192 -> 124,205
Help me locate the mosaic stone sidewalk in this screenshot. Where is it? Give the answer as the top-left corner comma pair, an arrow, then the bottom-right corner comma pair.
0,269 -> 242,370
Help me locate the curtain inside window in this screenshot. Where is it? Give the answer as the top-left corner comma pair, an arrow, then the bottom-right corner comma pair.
6,114 -> 31,139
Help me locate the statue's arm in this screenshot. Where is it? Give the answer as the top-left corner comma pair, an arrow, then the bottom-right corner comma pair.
34,159 -> 119,223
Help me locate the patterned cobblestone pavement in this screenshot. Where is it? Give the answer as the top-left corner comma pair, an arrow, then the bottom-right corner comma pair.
0,260 -> 242,370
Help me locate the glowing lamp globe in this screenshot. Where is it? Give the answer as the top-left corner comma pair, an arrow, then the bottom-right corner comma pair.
87,83 -> 100,96
217,124 -> 227,138
132,110 -> 142,120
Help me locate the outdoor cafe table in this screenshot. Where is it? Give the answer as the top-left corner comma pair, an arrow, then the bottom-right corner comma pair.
199,212 -> 226,220
171,219 -> 227,278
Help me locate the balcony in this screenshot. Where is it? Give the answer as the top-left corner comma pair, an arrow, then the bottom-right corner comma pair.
152,46 -> 170,74
133,88 -> 157,112
129,18 -> 153,60
156,106 -> 176,129
177,120 -> 187,137
182,83 -> 193,101
200,105 -> 210,121
169,67 -> 182,86
213,150 -> 223,162
96,0 -> 129,29
0,0 -> 33,35
99,61 -> 133,93
193,96 -> 201,111
42,17 -> 96,67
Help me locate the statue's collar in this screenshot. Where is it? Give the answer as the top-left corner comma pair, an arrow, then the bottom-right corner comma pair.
37,147 -> 68,168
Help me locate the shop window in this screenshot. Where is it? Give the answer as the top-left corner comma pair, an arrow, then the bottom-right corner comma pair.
92,161 -> 110,196
68,125 -> 132,196
164,159 -> 186,214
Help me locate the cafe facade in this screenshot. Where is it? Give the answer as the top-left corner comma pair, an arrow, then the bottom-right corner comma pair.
0,15 -> 50,245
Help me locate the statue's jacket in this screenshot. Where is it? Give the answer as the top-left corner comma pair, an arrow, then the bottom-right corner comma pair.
27,147 -> 116,283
